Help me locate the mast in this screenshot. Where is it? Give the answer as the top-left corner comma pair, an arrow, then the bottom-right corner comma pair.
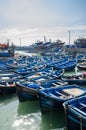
19,37 -> 21,46
69,31 -> 71,45
7,39 -> 10,47
44,35 -> 46,43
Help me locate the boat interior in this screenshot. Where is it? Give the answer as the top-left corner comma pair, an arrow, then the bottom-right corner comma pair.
70,101 -> 86,116
45,88 -> 84,100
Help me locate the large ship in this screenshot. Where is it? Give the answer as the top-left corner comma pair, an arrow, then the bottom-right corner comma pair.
0,40 -> 15,57
15,37 -> 65,53
74,38 -> 86,48
31,39 -> 65,52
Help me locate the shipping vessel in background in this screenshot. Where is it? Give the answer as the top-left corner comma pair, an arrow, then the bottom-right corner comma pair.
74,38 -> 86,48
0,40 -> 15,57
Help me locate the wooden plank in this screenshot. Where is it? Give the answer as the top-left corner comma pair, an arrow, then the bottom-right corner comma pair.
63,88 -> 84,97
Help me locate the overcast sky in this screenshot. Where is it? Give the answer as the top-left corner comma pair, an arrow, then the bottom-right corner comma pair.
0,0 -> 86,45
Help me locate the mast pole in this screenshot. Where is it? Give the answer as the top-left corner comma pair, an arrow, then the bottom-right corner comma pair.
69,31 -> 71,45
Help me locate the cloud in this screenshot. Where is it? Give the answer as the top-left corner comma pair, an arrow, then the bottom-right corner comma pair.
0,25 -> 86,45
0,0 -> 61,29
0,0 -> 85,31
0,0 -> 85,45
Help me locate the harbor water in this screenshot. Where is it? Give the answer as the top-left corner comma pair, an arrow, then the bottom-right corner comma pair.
0,94 -> 66,130
0,51 -> 86,130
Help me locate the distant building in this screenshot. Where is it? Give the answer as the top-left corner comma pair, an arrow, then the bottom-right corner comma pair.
74,38 -> 86,48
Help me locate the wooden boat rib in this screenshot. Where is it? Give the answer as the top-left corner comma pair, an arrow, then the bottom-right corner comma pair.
62,88 -> 84,97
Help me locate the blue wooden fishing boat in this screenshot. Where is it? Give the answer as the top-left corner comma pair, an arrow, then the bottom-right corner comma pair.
0,59 -> 10,71
77,54 -> 85,63
0,63 -> 8,71
25,68 -> 64,81
0,41 -> 15,57
0,51 -> 13,57
77,62 -> 86,70
14,62 -> 46,76
25,73 -> 45,82
55,59 -> 77,71
0,71 -> 24,95
47,57 -> 69,68
0,80 -> 16,95
39,85 -> 86,113
43,68 -> 64,79
62,74 -> 86,85
14,66 -> 34,76
0,72 -> 24,82
16,81 -> 40,101
16,79 -> 67,102
63,96 -> 86,130
7,62 -> 28,69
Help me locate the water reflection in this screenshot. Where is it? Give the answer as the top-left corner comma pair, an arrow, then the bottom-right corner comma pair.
17,100 -> 67,130
15,100 -> 41,130
18,100 -> 40,115
40,110 -> 66,130
12,113 -> 41,130
0,94 -> 17,106
0,94 -> 18,130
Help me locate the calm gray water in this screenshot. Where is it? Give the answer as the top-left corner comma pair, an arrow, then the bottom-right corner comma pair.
0,94 -> 66,130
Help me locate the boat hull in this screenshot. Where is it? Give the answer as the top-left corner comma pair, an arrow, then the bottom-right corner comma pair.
16,83 -> 39,102
39,85 -> 86,113
39,94 -> 64,113
65,107 -> 86,130
77,65 -> 86,70
62,76 -> 86,85
0,86 -> 16,95
63,96 -> 86,130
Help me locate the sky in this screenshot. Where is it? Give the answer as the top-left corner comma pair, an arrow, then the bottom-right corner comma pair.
0,0 -> 86,46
